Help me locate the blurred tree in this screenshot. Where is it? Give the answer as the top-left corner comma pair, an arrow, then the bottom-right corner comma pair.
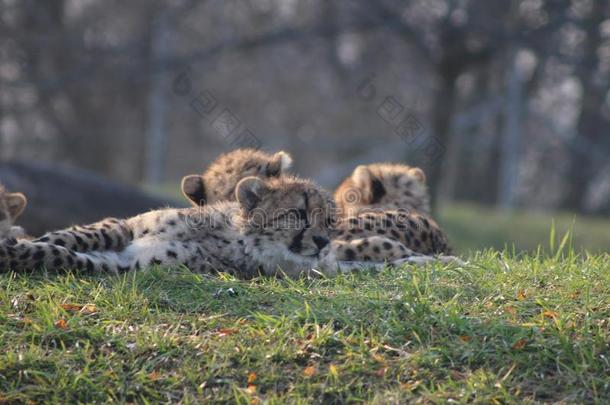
563,0 -> 610,212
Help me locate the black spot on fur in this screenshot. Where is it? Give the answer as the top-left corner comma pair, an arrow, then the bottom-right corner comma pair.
33,251 -> 45,261
373,246 -> 380,254
383,241 -> 393,250
54,239 -> 66,247
344,249 -> 356,260
53,258 -> 63,267
101,230 -> 112,249
166,250 -> 178,258
86,259 -> 95,272
370,178 -> 386,203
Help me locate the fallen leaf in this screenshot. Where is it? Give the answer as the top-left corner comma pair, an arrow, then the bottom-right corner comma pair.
459,335 -> 471,343
217,328 -> 238,337
401,380 -> 421,391
246,384 -> 256,394
329,363 -> 339,377
517,290 -> 526,301
80,304 -> 97,315
511,338 -> 527,350
61,303 -> 97,314
375,367 -> 387,377
149,370 -> 160,381
303,365 -> 317,377
543,310 -> 559,319
61,303 -> 83,311
372,353 -> 385,363
54,319 -> 68,329
504,306 -> 517,316
247,372 -> 257,384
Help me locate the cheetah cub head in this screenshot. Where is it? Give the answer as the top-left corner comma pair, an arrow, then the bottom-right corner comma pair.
334,163 -> 430,217
181,148 -> 293,206
0,185 -> 27,239
235,176 -> 335,264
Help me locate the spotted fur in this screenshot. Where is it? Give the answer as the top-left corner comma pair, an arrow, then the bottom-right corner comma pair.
181,149 -> 293,206
0,177 -> 337,278
334,163 -> 430,217
330,163 -> 453,260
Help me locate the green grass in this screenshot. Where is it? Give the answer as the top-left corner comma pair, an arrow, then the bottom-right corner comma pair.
1,250 -> 608,403
441,203 -> 610,254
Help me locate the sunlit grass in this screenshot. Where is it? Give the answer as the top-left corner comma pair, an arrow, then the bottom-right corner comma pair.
1,250 -> 608,403
442,203 -> 610,254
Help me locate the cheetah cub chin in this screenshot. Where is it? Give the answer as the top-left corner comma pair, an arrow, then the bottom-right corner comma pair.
334,163 -> 430,217
0,176 -> 336,278
181,148 -> 293,206
0,185 -> 28,240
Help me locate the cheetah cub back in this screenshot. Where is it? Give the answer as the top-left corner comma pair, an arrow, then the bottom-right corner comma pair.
181,148 -> 293,206
0,185 -> 28,240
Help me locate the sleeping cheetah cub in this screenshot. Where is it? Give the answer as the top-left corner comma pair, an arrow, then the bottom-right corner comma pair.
0,185 -> 28,240
332,163 -> 455,259
181,148 -> 293,206
0,176 -> 336,278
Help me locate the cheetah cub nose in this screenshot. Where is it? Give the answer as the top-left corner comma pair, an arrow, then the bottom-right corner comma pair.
313,236 -> 330,250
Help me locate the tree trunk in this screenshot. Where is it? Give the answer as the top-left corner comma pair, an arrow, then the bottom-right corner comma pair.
562,0 -> 609,211
427,71 -> 458,214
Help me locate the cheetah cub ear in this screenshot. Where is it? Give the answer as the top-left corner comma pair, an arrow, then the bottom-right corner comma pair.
351,165 -> 374,203
409,167 -> 426,183
266,151 -> 293,177
6,192 -> 27,219
181,175 -> 207,206
236,176 -> 269,212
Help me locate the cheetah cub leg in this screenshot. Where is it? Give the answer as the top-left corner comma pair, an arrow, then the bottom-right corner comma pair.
391,255 -> 467,267
33,218 -> 132,252
332,236 -> 421,262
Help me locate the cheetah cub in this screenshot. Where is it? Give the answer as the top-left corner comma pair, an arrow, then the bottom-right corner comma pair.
181,148 -> 293,206
332,163 -> 455,260
0,176 -> 336,278
0,185 -> 28,240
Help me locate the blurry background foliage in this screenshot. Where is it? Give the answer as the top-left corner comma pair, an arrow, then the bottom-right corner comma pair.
1,0 -> 609,252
